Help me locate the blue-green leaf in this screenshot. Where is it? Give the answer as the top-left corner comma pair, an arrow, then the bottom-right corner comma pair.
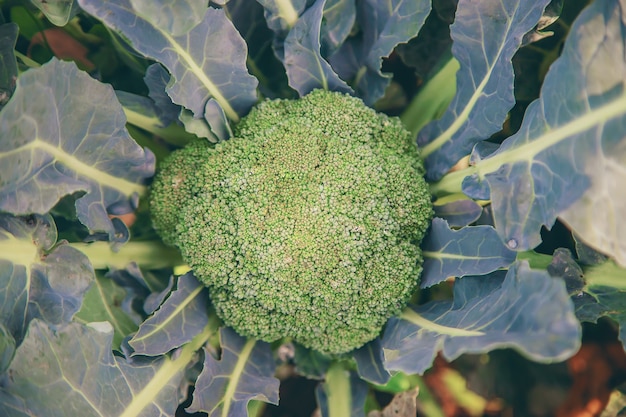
187,327 -> 280,417
144,63 -> 180,127
129,273 -> 212,356
74,272 -> 138,350
320,0 -> 356,57
256,0 -> 306,36
421,218 -> 517,288
382,262 -> 581,375
283,0 -> 352,95
418,0 -> 552,180
129,0 -> 208,36
78,0 -> 258,123
329,0 -> 431,105
460,0 -> 626,262
433,199 -> 483,227
0,319 -> 210,417
0,214 -> 93,343
0,23 -> 18,109
353,338 -> 390,385
31,0 -> 80,26
0,59 -> 155,239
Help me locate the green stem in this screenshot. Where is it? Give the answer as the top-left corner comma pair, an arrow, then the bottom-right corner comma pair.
68,240 -> 184,270
122,105 -> 197,147
401,56 -> 460,138
325,361 -> 352,417
584,260 -> 626,290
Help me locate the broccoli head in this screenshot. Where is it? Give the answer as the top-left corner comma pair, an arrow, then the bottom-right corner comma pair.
150,89 -> 433,354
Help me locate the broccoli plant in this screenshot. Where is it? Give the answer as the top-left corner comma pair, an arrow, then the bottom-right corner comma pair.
151,89 -> 433,354
0,0 -> 625,416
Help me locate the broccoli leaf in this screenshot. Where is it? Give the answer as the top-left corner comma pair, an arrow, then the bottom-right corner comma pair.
0,213 -> 93,344
129,0 -> 207,36
0,59 -> 155,239
433,199 -> 483,228
144,63 -> 181,127
417,0 -> 552,180
353,338 -> 390,385
420,218 -> 517,288
320,0 -> 356,57
256,0 -> 307,36
129,273 -> 214,356
382,262 -> 581,374
0,324 -> 15,375
78,0 -> 258,123
0,23 -> 17,109
329,0 -> 431,105
74,272 -> 138,350
283,0 -> 352,96
459,0 -> 626,262
187,327 -> 280,417
0,319 -> 210,417
30,0 -> 80,26
315,364 -> 368,417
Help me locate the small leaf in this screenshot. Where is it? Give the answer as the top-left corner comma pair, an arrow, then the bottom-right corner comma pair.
433,199 -> 483,228
78,0 -> 258,122
0,213 -> 93,343
418,0 -> 552,180
329,0 -> 431,105
144,63 -> 181,127
0,23 -> 18,109
129,272 -> 212,356
188,327 -> 280,417
320,0 -> 356,57
382,262 -> 581,374
74,272 -> 138,350
421,218 -> 517,288
31,0 -> 80,26
283,0 -> 352,96
294,343 -> 332,380
129,0 -> 208,36
353,338 -> 390,385
0,59 -> 155,239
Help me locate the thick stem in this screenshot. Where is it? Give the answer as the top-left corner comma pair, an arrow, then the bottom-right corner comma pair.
68,240 -> 184,270
325,361 -> 352,417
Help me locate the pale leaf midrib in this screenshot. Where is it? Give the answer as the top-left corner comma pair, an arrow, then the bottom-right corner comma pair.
2,139 -> 145,196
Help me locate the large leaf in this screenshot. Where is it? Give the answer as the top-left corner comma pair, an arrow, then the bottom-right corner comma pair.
283,0 -> 352,96
187,327 -> 280,417
0,59 -> 155,239
0,213 -> 93,343
418,0 -> 552,180
129,0 -> 208,36
382,262 -> 581,375
78,0 -> 258,123
0,320 -> 211,417
329,0 -> 431,105
455,0 -> 626,262
420,218 -> 517,288
129,273 -> 212,356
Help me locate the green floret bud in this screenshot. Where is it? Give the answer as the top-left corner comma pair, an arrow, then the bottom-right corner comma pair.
150,89 -> 433,354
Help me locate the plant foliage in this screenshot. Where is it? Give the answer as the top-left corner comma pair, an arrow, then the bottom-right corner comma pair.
0,0 -> 625,415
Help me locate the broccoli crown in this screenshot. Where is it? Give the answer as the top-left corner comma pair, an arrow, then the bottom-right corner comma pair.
150,89 -> 433,354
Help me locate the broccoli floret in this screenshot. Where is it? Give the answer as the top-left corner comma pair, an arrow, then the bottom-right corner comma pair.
150,89 -> 433,354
